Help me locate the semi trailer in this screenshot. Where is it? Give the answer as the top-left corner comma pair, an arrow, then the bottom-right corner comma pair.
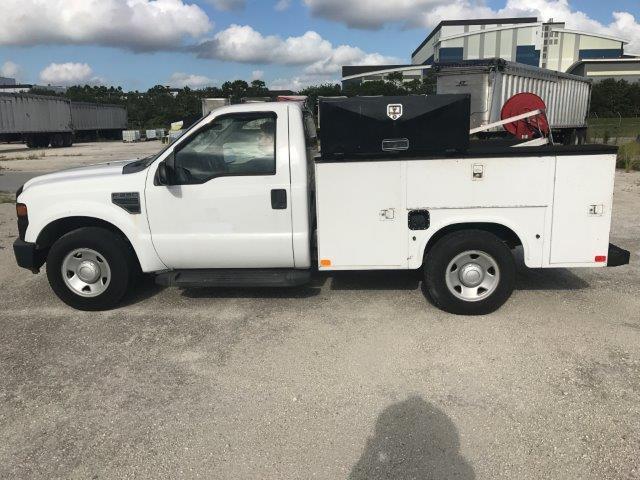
13,95 -> 629,314
0,93 -> 127,148
435,59 -> 592,144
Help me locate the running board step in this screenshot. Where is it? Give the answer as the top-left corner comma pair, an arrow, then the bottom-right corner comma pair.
155,269 -> 311,288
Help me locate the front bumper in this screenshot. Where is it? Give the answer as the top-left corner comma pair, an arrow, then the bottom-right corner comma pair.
607,243 -> 630,267
13,239 -> 46,273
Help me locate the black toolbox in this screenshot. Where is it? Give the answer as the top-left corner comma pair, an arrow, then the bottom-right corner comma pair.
319,94 -> 470,159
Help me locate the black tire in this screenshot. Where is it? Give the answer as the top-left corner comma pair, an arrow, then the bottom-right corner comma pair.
424,230 -> 516,315
51,133 -> 64,148
36,134 -> 50,148
62,133 -> 73,147
46,227 -> 134,311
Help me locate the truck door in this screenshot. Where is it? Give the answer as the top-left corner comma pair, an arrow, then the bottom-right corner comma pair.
145,109 -> 294,269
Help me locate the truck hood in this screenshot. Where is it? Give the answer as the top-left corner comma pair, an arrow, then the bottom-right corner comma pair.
21,159 -> 137,193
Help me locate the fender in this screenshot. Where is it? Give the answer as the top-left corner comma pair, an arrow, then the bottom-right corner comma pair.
411,207 -> 548,269
27,199 -> 167,273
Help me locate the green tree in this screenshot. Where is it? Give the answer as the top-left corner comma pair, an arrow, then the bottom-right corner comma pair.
299,83 -> 342,115
221,80 -> 250,101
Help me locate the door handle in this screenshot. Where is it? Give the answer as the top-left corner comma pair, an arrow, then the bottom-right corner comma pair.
271,189 -> 287,209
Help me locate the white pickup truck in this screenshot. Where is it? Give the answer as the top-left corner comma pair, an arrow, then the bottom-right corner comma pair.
13,98 -> 629,314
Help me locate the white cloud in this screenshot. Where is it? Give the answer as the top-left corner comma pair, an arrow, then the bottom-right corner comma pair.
209,0 -> 245,11
168,72 -> 217,88
39,63 -> 102,86
305,45 -> 400,75
196,25 -> 333,64
303,0 -> 640,51
195,24 -> 399,69
0,60 -> 22,81
270,76 -> 339,91
0,0 -> 212,52
252,70 -> 265,80
275,0 -> 291,11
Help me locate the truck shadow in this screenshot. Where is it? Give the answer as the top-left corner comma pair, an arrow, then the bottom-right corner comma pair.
326,270 -> 422,291
349,396 -> 475,480
123,255 -> 588,306
512,247 -> 589,291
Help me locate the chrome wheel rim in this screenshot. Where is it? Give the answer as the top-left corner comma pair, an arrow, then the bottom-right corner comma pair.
61,248 -> 111,297
445,250 -> 500,302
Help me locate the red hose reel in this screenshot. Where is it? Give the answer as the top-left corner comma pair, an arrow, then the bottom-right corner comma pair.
500,93 -> 550,140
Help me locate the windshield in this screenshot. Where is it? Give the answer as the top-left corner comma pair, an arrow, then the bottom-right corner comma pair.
122,116 -> 207,174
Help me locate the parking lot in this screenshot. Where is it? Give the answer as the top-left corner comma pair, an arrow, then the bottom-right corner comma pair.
0,143 -> 639,479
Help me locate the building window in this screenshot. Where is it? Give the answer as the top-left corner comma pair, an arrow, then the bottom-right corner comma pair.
579,48 -> 623,60
516,45 -> 541,67
439,47 -> 464,62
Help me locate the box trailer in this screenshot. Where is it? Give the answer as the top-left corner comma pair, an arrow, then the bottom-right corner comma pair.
0,93 -> 73,147
435,59 -> 592,144
0,93 -> 127,147
70,102 -> 127,140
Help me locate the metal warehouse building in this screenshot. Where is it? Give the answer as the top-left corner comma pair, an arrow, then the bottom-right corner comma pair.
343,17 -> 639,86
411,17 -> 628,71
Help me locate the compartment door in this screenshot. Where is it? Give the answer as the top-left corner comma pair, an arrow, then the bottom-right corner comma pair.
315,161 -> 406,269
550,155 -> 616,264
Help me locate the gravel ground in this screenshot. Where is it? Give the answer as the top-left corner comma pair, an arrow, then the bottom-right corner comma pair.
0,171 -> 638,480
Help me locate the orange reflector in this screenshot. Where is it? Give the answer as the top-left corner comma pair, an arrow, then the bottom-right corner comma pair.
595,255 -> 607,263
320,259 -> 332,267
16,203 -> 28,218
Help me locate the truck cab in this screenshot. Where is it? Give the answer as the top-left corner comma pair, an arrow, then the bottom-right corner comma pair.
13,98 -> 630,314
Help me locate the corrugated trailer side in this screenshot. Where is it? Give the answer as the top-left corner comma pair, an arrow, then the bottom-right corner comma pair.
71,102 -> 127,131
436,59 -> 592,143
70,102 -> 99,130
0,93 -> 72,134
494,64 -> 591,129
96,104 -> 127,130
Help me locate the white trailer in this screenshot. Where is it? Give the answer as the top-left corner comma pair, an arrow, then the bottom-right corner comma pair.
201,98 -> 230,116
436,59 -> 592,144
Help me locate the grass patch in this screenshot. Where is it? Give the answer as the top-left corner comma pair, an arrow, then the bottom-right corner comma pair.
0,151 -> 47,161
0,192 -> 15,204
618,142 -> 640,172
26,151 -> 46,160
587,117 -> 640,143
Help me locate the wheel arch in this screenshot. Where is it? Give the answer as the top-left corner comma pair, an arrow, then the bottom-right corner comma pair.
422,222 -> 524,261
36,216 -> 141,269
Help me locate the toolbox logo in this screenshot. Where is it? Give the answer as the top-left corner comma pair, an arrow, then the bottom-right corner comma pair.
387,104 -> 403,120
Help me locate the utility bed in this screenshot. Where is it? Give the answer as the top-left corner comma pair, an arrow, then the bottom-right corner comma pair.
315,142 -> 618,270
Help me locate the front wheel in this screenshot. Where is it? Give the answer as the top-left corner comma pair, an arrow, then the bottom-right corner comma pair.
46,227 -> 134,310
424,230 -> 516,315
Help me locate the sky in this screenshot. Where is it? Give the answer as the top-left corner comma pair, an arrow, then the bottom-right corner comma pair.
0,0 -> 638,91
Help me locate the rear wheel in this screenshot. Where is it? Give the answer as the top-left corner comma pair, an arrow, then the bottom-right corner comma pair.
51,133 -> 64,148
424,230 -> 516,315
62,133 -> 73,147
46,227 -> 134,310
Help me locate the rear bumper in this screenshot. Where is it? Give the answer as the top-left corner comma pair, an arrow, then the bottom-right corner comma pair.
13,239 -> 46,273
607,243 -> 630,267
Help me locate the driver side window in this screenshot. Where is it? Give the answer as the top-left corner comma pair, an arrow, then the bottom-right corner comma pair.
173,112 -> 276,184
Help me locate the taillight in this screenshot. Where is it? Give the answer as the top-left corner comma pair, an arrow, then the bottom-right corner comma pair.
595,255 -> 607,263
16,203 -> 28,218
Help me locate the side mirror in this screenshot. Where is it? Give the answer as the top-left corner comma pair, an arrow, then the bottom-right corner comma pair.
157,162 -> 169,185
156,151 -> 178,186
